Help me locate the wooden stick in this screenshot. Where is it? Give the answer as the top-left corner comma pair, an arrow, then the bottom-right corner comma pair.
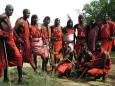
3,41 -> 11,86
77,67 -> 88,81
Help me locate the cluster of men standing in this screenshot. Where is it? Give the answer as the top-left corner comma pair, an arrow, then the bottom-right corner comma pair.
0,4 -> 115,84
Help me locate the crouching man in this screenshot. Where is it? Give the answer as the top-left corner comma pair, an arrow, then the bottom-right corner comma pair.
85,42 -> 112,81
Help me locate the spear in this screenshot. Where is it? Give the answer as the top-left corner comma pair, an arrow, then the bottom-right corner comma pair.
3,41 -> 11,86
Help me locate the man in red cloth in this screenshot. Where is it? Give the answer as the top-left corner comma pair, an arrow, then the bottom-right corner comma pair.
74,14 -> 87,62
30,14 -> 41,69
14,9 -> 36,71
85,42 -> 112,81
40,16 -> 51,71
51,18 -> 63,64
100,15 -> 115,54
87,20 -> 99,51
56,19 -> 75,77
0,4 -> 23,84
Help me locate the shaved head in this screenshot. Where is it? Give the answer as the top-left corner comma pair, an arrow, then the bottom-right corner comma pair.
23,9 -> 30,19
5,4 -> 14,17
5,4 -> 14,10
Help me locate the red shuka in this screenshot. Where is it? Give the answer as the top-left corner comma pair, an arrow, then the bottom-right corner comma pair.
52,26 -> 63,59
0,14 -> 23,77
101,21 -> 115,54
74,24 -> 86,56
14,17 -> 34,65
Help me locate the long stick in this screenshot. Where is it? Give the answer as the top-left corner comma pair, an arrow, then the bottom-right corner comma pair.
3,41 -> 11,86
76,67 -> 88,81
66,58 -> 76,66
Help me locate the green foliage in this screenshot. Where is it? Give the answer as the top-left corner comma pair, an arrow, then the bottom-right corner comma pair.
83,0 -> 115,24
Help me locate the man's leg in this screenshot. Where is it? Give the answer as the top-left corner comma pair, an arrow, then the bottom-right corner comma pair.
17,66 -> 23,84
34,55 -> 37,69
3,68 -> 9,82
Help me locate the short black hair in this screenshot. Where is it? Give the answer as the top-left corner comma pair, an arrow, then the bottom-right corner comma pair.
44,16 -> 50,20
31,14 -> 38,20
23,9 -> 30,14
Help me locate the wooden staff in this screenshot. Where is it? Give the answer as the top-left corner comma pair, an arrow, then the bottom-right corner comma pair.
3,41 -> 11,86
76,67 -> 88,81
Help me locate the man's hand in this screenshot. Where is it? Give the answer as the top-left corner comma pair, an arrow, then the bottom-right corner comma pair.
0,34 -> 8,40
84,62 -> 93,68
109,36 -> 114,40
18,38 -> 24,44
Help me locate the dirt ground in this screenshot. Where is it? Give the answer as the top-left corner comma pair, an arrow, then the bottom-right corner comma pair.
56,64 -> 115,86
55,58 -> 115,86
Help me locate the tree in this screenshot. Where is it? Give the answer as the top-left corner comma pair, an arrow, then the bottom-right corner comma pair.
83,0 -> 115,24
108,0 -> 115,21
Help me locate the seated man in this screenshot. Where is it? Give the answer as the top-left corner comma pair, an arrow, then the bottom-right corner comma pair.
55,19 -> 75,77
85,42 -> 112,81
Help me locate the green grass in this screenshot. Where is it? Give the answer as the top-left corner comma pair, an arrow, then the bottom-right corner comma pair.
0,51 -> 115,86
111,51 -> 115,59
0,67 -> 63,86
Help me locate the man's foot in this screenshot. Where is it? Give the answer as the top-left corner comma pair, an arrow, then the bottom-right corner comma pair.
22,71 -> 27,75
86,76 -> 96,81
18,79 -> 28,85
18,79 -> 22,84
3,78 -> 9,82
102,74 -> 106,81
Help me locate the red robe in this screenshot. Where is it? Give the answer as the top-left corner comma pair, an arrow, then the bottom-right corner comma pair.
39,24 -> 51,58
0,14 -> 22,77
64,28 -> 74,52
74,24 -> 86,56
88,48 -> 112,75
88,26 -> 98,51
30,25 -> 49,57
0,30 -> 6,77
56,28 -> 74,74
112,22 -> 115,46
56,60 -> 72,74
14,17 -> 34,66
101,21 -> 115,54
52,26 -> 63,59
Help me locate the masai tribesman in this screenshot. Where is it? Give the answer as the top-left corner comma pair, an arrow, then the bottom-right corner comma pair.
51,18 -> 63,64
85,42 -> 112,81
87,20 -> 99,52
74,14 -> 87,62
14,9 -> 36,71
99,15 -> 115,54
40,16 -> 51,71
30,14 -> 41,69
64,19 -> 75,59
56,19 -> 75,77
0,4 -> 23,84
75,49 -> 94,78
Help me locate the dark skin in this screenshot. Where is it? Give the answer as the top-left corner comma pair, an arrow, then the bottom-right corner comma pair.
23,9 -> 30,20
66,19 -> 73,28
0,5 -> 14,39
14,9 -> 30,44
52,18 -> 61,65
5,5 -> 14,17
85,43 -> 108,80
54,18 -> 60,27
78,15 -> 84,25
14,9 -> 30,47
43,17 -> 50,27
42,16 -> 50,72
103,15 -> 114,40
31,17 -> 38,26
0,5 -> 23,84
31,15 -> 38,68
